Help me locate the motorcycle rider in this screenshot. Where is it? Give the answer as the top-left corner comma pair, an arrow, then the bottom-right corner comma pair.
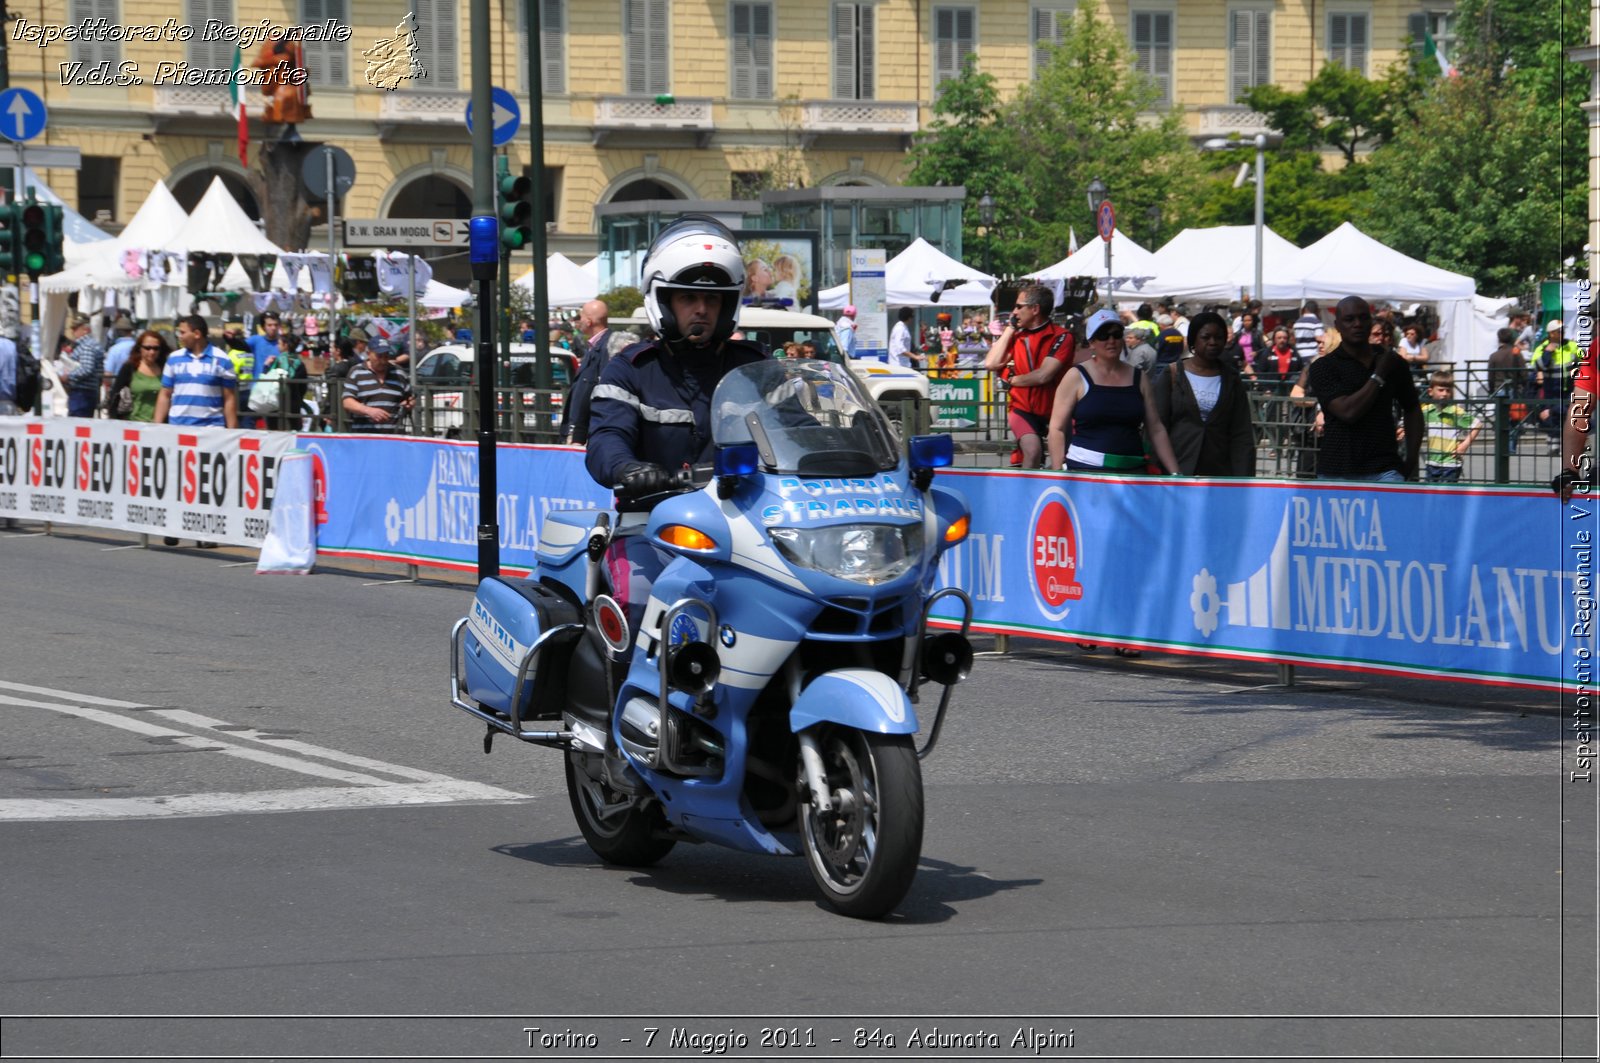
585,215 -> 768,619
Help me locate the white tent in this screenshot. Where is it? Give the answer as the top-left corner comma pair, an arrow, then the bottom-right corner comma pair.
818,237 -> 997,309
513,252 -> 599,307
1288,223 -> 1477,366
164,176 -> 284,256
420,279 -> 471,309
1145,225 -> 1305,303
1026,229 -> 1161,300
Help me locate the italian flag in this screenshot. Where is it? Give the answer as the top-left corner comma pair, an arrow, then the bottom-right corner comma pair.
230,46 -> 248,165
1423,29 -> 1456,77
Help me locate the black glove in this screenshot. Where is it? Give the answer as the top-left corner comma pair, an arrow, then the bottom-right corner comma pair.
1552,468 -> 1581,500
616,462 -> 675,499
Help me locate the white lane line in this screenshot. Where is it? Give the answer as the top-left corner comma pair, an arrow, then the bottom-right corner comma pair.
0,780 -> 529,822
0,680 -> 148,708
152,709 -> 459,784
0,695 -> 399,786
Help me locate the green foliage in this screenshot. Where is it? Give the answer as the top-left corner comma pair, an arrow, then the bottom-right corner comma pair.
1360,75 -> 1563,294
600,286 -> 644,318
907,12 -> 1200,274
1243,63 -> 1402,165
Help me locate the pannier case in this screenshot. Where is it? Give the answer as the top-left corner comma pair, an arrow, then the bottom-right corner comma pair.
463,577 -> 582,719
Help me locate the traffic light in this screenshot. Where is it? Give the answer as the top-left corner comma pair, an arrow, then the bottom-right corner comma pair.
0,204 -> 17,278
42,203 -> 64,275
20,199 -> 48,279
496,158 -> 533,252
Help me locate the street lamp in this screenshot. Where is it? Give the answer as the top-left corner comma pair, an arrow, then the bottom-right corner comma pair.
977,193 -> 995,275
1202,134 -> 1269,303
1086,177 -> 1108,216
1145,204 -> 1162,249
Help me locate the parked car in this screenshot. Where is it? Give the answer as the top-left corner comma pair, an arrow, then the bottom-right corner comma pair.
411,343 -> 579,434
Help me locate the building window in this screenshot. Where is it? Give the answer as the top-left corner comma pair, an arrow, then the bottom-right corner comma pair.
413,0 -> 459,89
625,0 -> 670,95
520,0 -> 566,95
730,2 -> 774,100
732,171 -> 765,198
832,3 -> 876,100
70,0 -> 119,69
300,0 -> 348,86
1407,9 -> 1456,66
1229,8 -> 1271,103
79,157 -> 118,222
1031,3 -> 1075,78
185,0 -> 234,71
1130,10 -> 1172,107
1326,11 -> 1368,73
933,7 -> 977,90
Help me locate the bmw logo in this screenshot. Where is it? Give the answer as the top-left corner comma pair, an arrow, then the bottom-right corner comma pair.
719,625 -> 737,648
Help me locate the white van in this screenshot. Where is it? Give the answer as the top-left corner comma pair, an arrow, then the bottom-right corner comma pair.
411,343 -> 579,432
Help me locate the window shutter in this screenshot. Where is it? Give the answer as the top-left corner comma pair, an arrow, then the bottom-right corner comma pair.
1032,5 -> 1072,76
858,4 -> 875,98
1407,12 -> 1426,47
934,8 -> 975,87
1346,13 -> 1367,73
187,0 -> 234,71
1133,11 -> 1170,105
412,0 -> 456,89
71,0 -> 118,68
1231,9 -> 1268,102
751,4 -> 772,98
626,0 -> 646,94
732,4 -> 753,98
543,0 -> 565,94
647,0 -> 669,95
832,4 -> 855,98
301,0 -> 348,87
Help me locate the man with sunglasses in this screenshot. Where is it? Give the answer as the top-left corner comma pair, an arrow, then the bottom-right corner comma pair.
984,284 -> 1074,468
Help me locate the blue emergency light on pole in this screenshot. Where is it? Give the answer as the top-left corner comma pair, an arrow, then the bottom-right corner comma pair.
469,0 -> 500,580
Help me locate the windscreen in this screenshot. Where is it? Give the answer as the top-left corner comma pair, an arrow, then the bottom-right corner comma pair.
711,360 -> 899,476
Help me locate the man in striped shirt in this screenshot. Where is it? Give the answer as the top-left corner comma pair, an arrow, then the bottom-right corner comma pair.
155,315 -> 238,428
341,338 -> 413,432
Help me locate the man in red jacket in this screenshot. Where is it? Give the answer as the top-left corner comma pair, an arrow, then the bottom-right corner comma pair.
1555,332 -> 1595,500
984,284 -> 1075,468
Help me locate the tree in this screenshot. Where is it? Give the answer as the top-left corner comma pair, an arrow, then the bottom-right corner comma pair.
1360,75 -> 1563,293
1243,63 -> 1402,166
905,55 -> 1024,270
1004,10 -> 1200,270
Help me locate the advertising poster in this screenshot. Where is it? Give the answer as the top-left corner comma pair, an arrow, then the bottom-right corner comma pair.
850,248 -> 888,359
928,470 -> 1581,690
0,418 -> 295,547
736,231 -> 818,313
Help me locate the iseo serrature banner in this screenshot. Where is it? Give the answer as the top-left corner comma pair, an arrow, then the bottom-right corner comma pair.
0,417 -> 295,546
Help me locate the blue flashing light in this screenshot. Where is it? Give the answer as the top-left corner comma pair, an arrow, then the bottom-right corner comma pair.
469,216 -> 500,266
908,434 -> 954,469
714,443 -> 760,477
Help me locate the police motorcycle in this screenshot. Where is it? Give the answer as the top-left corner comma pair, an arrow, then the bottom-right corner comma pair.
448,357 -> 975,918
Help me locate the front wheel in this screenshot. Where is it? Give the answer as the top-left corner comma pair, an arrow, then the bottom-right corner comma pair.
798,728 -> 923,919
565,752 -> 676,867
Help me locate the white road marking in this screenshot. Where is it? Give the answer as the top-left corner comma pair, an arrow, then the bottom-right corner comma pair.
0,683 -> 533,822
0,781 -> 528,821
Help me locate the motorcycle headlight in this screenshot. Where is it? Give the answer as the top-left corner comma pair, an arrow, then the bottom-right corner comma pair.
769,523 -> 923,584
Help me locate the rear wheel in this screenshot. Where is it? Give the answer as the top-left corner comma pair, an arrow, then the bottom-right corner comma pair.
564,752 -> 676,866
798,727 -> 923,919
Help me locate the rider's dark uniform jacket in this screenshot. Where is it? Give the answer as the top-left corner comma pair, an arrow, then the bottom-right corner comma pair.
585,337 -> 768,488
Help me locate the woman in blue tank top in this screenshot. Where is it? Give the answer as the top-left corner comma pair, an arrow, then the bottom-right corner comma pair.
1046,309 -> 1181,474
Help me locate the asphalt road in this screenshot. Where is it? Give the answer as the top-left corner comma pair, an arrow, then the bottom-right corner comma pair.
0,526 -> 1593,1062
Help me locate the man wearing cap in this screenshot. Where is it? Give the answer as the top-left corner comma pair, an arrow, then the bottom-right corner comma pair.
342,337 -> 413,432
1532,319 -> 1580,454
63,312 -> 105,418
1153,313 -> 1186,370
985,284 -> 1074,468
1555,329 -> 1595,500
101,313 -> 138,378
834,305 -> 858,359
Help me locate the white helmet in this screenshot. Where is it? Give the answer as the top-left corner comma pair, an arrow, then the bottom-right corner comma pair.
639,215 -> 744,347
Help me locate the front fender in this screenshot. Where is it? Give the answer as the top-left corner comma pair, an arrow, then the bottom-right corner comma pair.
789,669 -> 919,735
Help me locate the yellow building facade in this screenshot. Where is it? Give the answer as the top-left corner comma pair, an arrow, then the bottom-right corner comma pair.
18,0 -> 1448,262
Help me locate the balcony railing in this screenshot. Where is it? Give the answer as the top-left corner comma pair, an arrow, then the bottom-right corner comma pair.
1192,105 -> 1275,140
153,85 -> 264,119
593,96 -> 714,145
376,90 -> 472,134
799,99 -> 919,137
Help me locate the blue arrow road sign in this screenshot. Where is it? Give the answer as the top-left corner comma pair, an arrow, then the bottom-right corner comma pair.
0,88 -> 47,143
465,87 -> 522,148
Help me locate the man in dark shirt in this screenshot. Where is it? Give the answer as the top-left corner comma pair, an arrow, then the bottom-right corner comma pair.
1307,296 -> 1422,481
